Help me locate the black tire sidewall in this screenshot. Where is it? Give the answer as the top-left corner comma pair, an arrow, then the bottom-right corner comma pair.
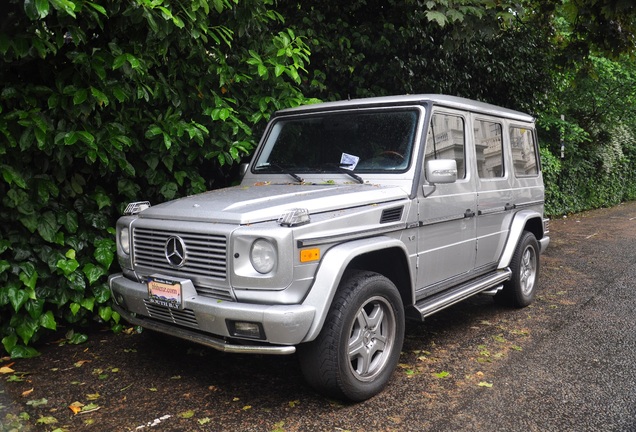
335,272 -> 405,401
507,232 -> 540,307
299,270 -> 405,402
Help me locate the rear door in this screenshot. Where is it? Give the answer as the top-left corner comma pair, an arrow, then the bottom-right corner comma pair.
472,116 -> 514,270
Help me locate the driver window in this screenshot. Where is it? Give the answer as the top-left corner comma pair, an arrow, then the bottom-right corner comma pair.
425,113 -> 466,179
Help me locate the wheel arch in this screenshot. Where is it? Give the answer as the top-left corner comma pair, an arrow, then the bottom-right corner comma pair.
498,210 -> 545,269
301,236 -> 413,342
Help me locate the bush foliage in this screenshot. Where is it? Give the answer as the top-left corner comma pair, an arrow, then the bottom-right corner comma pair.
0,0 -> 317,357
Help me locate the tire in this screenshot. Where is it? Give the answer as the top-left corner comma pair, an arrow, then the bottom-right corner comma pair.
298,270 -> 405,402
495,231 -> 540,308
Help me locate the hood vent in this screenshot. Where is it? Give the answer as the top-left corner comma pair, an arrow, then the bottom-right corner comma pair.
380,206 -> 404,224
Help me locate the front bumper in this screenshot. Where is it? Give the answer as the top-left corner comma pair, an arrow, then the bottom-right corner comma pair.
108,274 -> 315,355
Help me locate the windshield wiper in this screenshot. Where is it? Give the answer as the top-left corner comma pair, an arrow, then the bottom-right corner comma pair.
256,162 -> 304,183
322,163 -> 364,184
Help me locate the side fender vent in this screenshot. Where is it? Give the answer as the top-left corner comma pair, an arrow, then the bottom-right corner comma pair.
380,206 -> 404,224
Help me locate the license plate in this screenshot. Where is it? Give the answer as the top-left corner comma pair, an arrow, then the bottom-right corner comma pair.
147,277 -> 182,309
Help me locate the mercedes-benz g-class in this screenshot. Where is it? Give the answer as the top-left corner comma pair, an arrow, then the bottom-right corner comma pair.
109,94 -> 550,401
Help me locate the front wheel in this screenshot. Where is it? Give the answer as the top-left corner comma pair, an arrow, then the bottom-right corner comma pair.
298,270 -> 405,402
496,231 -> 540,308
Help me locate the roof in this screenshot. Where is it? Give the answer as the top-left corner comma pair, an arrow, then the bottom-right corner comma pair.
276,94 -> 534,123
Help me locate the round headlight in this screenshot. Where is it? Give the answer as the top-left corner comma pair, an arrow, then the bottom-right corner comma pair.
120,227 -> 130,255
250,239 -> 276,274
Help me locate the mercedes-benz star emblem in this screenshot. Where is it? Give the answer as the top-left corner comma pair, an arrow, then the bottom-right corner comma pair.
165,236 -> 187,267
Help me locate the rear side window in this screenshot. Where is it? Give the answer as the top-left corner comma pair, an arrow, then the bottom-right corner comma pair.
425,113 -> 466,179
474,120 -> 504,179
510,127 -> 539,176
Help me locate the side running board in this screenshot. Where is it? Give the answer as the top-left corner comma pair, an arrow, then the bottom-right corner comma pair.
408,269 -> 512,321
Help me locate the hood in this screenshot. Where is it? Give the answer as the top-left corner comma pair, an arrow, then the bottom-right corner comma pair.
138,183 -> 408,224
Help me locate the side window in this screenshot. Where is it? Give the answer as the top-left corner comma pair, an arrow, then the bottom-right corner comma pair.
510,127 -> 539,176
474,120 -> 504,179
425,113 -> 466,179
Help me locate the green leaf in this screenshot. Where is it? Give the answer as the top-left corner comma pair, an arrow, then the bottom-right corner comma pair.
66,330 -> 88,345
38,211 -> 59,243
80,296 -> 94,312
83,263 -> 106,284
91,87 -> 110,106
8,286 -> 29,312
57,257 -> 79,276
66,271 -> 85,291
73,88 -> 88,105
159,182 -> 178,200
1,164 -> 27,189
98,305 -> 112,322
2,334 -> 18,354
125,54 -> 141,69
19,273 -> 38,291
16,316 -> 39,345
60,210 -> 79,233
0,260 -> 10,274
94,238 -> 115,268
425,11 -> 447,27
92,283 -> 111,303
25,298 -> 45,320
274,64 -> 286,77
35,0 -> 49,19
19,269 -> 38,290
69,302 -> 81,316
10,345 -> 40,359
86,1 -> 107,16
92,189 -> 111,210
113,54 -> 127,70
212,0 -> 224,13
40,310 -> 57,330
49,0 -> 76,18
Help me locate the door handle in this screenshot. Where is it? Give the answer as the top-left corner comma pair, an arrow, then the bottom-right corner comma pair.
464,209 -> 476,218
504,203 -> 516,211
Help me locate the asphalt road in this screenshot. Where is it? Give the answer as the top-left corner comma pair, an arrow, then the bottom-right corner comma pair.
1,201 -> 635,431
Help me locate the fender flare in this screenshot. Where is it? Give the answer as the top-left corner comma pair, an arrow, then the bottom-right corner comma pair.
498,210 -> 544,269
301,236 -> 409,342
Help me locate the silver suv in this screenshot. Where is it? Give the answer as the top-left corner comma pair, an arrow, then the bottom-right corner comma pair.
109,95 -> 550,401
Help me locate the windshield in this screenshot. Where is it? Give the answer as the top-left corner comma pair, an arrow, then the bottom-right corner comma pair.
253,108 -> 420,175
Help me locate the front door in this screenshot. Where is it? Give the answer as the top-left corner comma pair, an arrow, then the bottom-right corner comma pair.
416,110 -> 477,296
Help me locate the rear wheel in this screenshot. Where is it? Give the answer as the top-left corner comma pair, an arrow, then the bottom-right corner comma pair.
496,231 -> 540,308
298,270 -> 405,402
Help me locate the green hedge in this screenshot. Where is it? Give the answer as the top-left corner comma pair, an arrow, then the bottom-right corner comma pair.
0,0 -> 317,357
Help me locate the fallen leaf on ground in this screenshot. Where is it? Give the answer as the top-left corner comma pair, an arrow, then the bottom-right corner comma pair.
21,388 -> 34,397
179,410 -> 195,419
26,398 -> 48,407
0,366 -> 15,374
74,360 -> 91,368
69,401 -> 84,415
36,416 -> 58,425
79,403 -> 100,414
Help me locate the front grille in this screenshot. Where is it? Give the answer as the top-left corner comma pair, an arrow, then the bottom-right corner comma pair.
132,227 -> 233,301
144,300 -> 199,329
133,228 -> 227,279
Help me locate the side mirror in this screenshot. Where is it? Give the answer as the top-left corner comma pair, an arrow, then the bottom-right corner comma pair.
425,159 -> 457,184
